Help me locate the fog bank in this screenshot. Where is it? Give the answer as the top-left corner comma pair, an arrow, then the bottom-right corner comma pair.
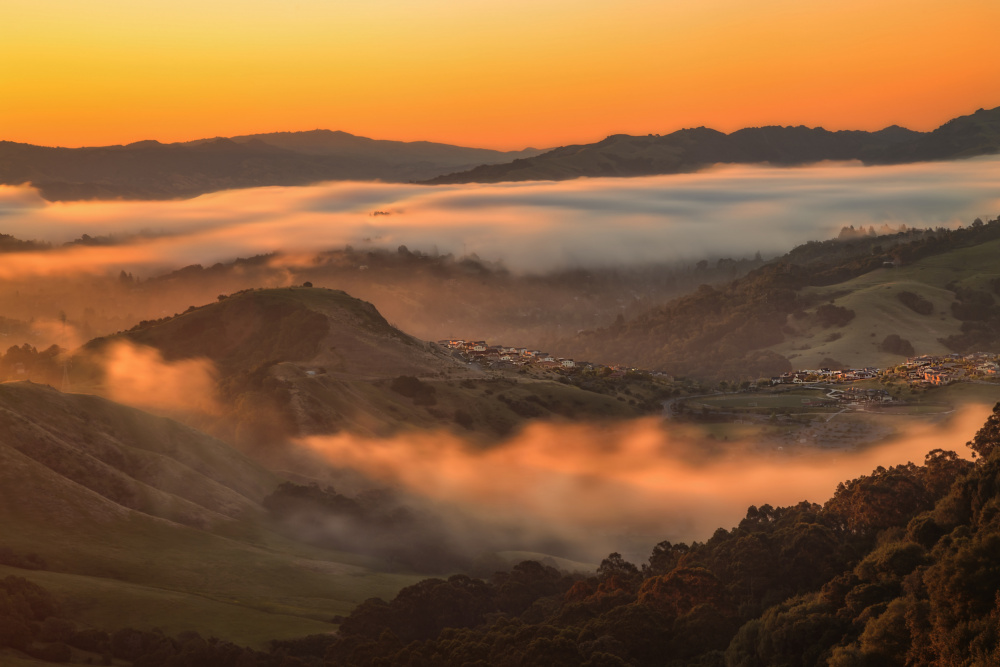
300,405 -> 990,561
0,157 -> 997,275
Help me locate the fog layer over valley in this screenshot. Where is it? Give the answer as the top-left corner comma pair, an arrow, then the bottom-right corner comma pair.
2,154 -> 1000,659
300,406 -> 991,562
0,157 -> 999,355
1,158 -> 998,275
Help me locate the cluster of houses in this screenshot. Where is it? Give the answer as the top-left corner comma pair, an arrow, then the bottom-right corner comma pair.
436,338 -> 650,378
770,368 -> 880,385
437,337 -> 1000,390
898,353 -> 999,385
771,352 -> 1000,388
438,339 -> 581,370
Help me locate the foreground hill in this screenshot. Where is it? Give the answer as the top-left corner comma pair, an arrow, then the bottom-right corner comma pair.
0,132 -> 542,201
562,217 -> 1000,379
284,407 -> 1000,666
6,397 -> 999,665
426,106 -> 1000,184
79,287 -> 660,450
0,381 -> 419,646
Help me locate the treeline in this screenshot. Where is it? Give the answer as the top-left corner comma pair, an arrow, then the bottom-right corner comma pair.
5,405 -> 1000,665
0,232 -> 50,252
564,216 -> 1000,379
939,276 -> 1000,353
0,343 -> 63,383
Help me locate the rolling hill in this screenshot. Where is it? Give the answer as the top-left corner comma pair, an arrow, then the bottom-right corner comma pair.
77,287 -> 662,451
0,381 -> 421,646
426,106 -> 1000,184
561,217 -> 1000,379
0,132 -> 542,201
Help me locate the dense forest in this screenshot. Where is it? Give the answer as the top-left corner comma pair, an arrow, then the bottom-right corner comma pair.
3,403 -> 1000,665
564,216 -> 1000,379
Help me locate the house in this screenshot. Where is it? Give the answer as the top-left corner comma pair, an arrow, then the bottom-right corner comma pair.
924,369 -> 949,385
560,359 -> 576,368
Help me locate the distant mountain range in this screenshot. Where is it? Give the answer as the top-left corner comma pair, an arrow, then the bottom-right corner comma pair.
0,131 -> 543,200
426,106 -> 1000,184
2,106 -> 999,200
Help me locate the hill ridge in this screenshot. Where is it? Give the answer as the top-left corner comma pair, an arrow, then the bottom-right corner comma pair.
425,105 -> 1000,184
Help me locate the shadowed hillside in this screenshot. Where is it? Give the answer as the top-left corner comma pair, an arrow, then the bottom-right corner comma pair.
6,400 -> 1000,665
77,287 -> 662,452
0,381 -> 421,646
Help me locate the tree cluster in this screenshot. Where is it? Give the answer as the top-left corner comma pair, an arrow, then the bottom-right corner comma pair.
0,343 -> 63,383
389,375 -> 438,406
300,418 -> 994,666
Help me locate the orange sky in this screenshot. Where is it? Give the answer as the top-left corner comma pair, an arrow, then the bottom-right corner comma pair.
3,0 -> 999,150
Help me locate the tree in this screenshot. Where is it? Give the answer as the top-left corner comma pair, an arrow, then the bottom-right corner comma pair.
968,403 -> 1000,459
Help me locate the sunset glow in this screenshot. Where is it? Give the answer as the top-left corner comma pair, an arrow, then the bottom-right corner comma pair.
5,0 -> 1000,148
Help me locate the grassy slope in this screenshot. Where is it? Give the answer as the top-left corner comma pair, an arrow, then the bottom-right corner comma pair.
769,238 -> 1000,369
83,287 -> 655,441
0,382 -> 423,645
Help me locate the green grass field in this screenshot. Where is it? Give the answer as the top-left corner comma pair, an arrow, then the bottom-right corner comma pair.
0,565 -> 342,649
767,238 -> 1000,369
692,390 -> 831,410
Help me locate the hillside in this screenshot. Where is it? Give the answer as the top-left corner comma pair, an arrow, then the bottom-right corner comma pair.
79,287 -> 661,450
0,381 -> 420,646
0,244 -> 760,362
770,237 -> 1000,370
425,106 -> 1000,184
562,217 -> 1000,379
0,132 -> 542,201
267,407 -> 1000,666
7,400 -> 999,665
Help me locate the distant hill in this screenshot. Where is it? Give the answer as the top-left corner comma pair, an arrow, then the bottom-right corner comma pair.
0,132 -> 543,201
78,287 -> 660,450
560,217 -> 1000,379
425,106 -> 1000,184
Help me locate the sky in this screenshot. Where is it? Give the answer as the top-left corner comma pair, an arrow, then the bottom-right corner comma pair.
4,0 -> 1000,149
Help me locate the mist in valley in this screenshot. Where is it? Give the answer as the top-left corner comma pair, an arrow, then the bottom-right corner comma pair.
2,158 -> 999,575
0,156 -> 998,358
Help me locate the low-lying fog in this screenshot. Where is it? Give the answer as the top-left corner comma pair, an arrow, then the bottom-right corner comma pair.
299,406 -> 991,563
3,158 -> 998,565
1,156 -> 998,276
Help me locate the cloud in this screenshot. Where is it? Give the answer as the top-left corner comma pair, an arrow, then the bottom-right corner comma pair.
98,341 -> 220,416
299,405 -> 991,561
0,156 -> 997,276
